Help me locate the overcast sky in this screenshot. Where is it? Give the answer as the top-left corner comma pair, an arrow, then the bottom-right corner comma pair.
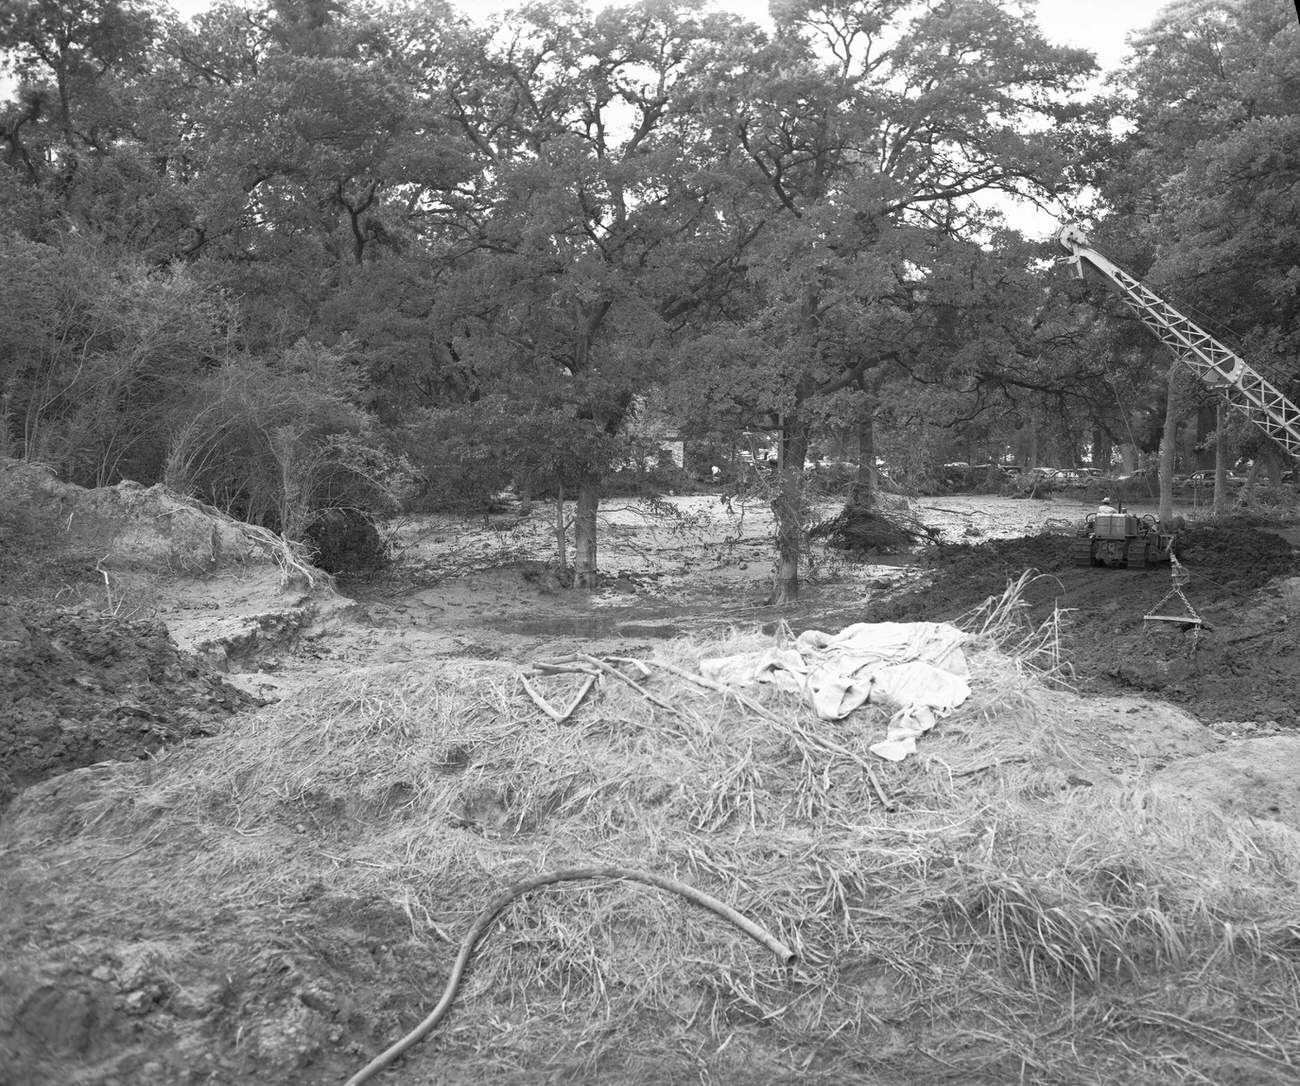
447,0 -> 1177,70
154,0 -> 1182,236
164,0 -> 1177,71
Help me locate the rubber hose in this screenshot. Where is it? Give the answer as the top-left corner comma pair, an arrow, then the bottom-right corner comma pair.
343,865 -> 796,1086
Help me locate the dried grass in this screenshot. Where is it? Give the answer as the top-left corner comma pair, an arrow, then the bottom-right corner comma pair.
15,579 -> 1300,1084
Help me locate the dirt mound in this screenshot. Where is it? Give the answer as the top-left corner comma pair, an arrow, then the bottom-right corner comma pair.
1152,735 -> 1300,830
870,521 -> 1300,727
1173,522 -> 1297,583
1,458 -> 352,668
4,637 -> 1300,1085
0,459 -> 265,585
0,460 -> 345,810
0,603 -> 256,811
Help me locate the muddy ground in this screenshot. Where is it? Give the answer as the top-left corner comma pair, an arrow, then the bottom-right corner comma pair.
339,493 -> 1300,736
3,485 -> 1300,1085
4,492 -> 1298,805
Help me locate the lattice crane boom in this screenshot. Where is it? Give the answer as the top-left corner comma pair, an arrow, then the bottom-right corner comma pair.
1058,224 -> 1300,459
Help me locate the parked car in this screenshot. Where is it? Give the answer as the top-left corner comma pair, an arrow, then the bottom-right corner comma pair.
1048,468 -> 1089,487
1187,470 -> 1245,486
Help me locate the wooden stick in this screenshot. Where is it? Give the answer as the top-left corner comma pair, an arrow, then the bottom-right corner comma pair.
531,660 -> 601,676
866,766 -> 897,813
520,672 -> 598,724
949,757 -> 1030,778
605,655 -> 652,678
576,653 -> 679,714
652,660 -> 782,722
558,673 -> 597,721
519,674 -> 567,721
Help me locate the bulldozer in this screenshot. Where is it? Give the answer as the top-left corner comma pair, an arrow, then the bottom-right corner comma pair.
1069,501 -> 1176,569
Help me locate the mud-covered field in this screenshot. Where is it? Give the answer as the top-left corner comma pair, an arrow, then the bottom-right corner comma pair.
3,494 -> 1298,809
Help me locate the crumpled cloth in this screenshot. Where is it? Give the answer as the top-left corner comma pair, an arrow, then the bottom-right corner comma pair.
700,621 -> 970,761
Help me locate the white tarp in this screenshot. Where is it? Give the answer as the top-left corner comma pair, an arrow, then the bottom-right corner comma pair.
700,621 -> 970,761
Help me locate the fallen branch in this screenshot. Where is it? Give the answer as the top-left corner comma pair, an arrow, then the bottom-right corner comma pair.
525,653 -> 675,718
518,672 -> 597,723
949,757 -> 1031,779
866,766 -> 897,813
531,659 -> 601,677
651,659 -> 781,722
519,674 -> 566,721
342,866 -> 795,1086
566,653 -> 679,714
604,655 -> 652,679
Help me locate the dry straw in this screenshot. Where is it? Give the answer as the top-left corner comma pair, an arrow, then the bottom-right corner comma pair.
15,574 -> 1300,1084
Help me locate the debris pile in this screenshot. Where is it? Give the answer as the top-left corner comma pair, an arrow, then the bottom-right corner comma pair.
808,502 -> 939,553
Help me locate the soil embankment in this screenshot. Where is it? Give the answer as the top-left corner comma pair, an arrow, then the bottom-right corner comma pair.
869,521 -> 1300,729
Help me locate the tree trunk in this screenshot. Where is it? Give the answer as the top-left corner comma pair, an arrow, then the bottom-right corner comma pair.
1264,448 -> 1284,487
0,390 -> 11,460
271,426 -> 311,540
573,472 -> 600,590
771,417 -> 810,606
1091,426 -> 1112,473
1240,458 -> 1261,510
1195,404 -> 1217,468
1059,411 -> 1078,469
554,483 -> 567,570
1157,362 -> 1180,523
1212,403 -> 1228,516
850,401 -> 877,509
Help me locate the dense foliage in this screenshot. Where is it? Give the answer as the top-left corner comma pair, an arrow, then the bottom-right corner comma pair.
1,0 -> 1293,590
1092,0 -> 1300,502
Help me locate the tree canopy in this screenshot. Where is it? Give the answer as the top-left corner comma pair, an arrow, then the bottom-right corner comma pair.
2,0 -> 1293,592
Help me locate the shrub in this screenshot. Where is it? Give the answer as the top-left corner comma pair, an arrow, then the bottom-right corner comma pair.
0,235 -> 228,487
162,342 -> 415,567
